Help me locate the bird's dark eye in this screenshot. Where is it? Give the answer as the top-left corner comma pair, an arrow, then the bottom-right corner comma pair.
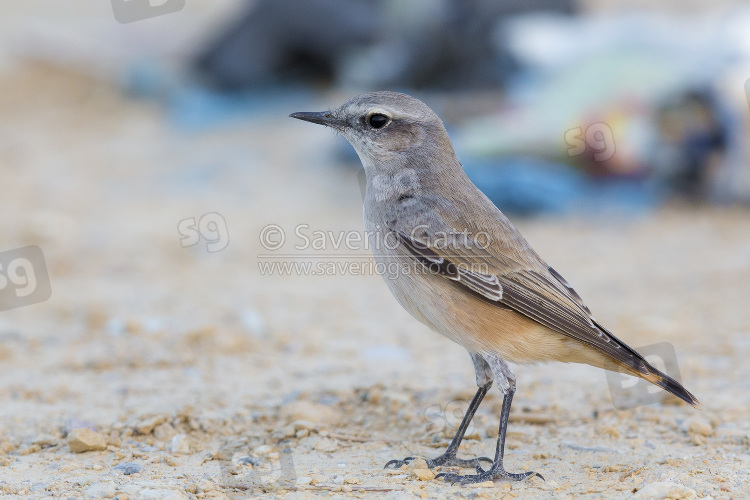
368,114 -> 389,129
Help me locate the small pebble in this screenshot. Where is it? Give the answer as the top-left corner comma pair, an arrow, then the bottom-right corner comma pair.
64,419 -> 97,435
280,401 -> 340,426
135,488 -> 188,500
18,444 -> 41,455
313,437 -> 338,452
136,415 -> 168,435
67,428 -> 107,453
32,434 -> 58,447
107,432 -> 122,448
113,462 -> 143,475
597,425 -> 620,438
171,434 -> 189,455
85,481 -> 116,498
473,481 -> 496,488
687,418 -> 713,437
633,481 -> 698,499
253,445 -> 273,455
410,458 -> 429,470
293,420 -> 319,431
412,468 -> 435,481
153,423 -> 177,442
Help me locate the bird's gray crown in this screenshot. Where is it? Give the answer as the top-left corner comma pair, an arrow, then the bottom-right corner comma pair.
335,91 -> 442,126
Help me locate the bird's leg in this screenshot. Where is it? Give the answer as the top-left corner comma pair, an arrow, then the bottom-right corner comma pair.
384,354 -> 494,470
436,354 -> 543,485
384,382 -> 493,469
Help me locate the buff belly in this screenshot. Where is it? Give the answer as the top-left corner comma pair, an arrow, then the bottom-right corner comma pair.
373,248 -> 617,371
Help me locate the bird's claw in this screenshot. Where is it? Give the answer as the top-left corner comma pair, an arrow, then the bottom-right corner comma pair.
435,468 -> 543,485
384,457 -> 417,469
384,454 -> 493,470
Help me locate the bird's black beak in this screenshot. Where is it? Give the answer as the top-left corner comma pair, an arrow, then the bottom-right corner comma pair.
289,111 -> 344,129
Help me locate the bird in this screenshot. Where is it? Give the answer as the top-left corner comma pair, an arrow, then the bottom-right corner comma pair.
290,91 -> 700,485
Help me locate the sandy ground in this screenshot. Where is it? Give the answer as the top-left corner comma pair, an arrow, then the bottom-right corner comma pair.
1,63 -> 749,500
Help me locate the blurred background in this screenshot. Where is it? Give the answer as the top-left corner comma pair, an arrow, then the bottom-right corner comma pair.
1,1 -> 749,498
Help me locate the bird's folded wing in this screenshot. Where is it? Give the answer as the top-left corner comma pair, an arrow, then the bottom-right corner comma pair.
395,231 -> 505,301
384,197 -> 647,374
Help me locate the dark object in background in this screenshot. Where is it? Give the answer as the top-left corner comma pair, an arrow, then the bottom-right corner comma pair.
195,0 -> 380,89
194,0 -> 576,90
652,90 -> 729,200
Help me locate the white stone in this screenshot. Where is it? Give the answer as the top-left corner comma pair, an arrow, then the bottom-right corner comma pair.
84,481 -> 116,498
171,434 -> 190,455
137,489 -> 188,500
633,481 -> 698,499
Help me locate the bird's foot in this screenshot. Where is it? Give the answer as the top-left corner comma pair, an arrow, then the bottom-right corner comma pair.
384,453 -> 493,470
435,464 -> 543,485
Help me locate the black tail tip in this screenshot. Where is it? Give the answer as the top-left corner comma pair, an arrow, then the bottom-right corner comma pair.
652,372 -> 701,409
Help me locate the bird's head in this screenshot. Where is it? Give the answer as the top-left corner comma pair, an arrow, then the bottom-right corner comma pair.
290,91 -> 452,170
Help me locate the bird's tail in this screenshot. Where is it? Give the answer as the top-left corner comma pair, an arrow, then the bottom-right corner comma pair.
591,319 -> 701,409
638,365 -> 702,409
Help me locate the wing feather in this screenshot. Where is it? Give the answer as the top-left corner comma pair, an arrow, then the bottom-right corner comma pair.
385,196 -> 647,375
